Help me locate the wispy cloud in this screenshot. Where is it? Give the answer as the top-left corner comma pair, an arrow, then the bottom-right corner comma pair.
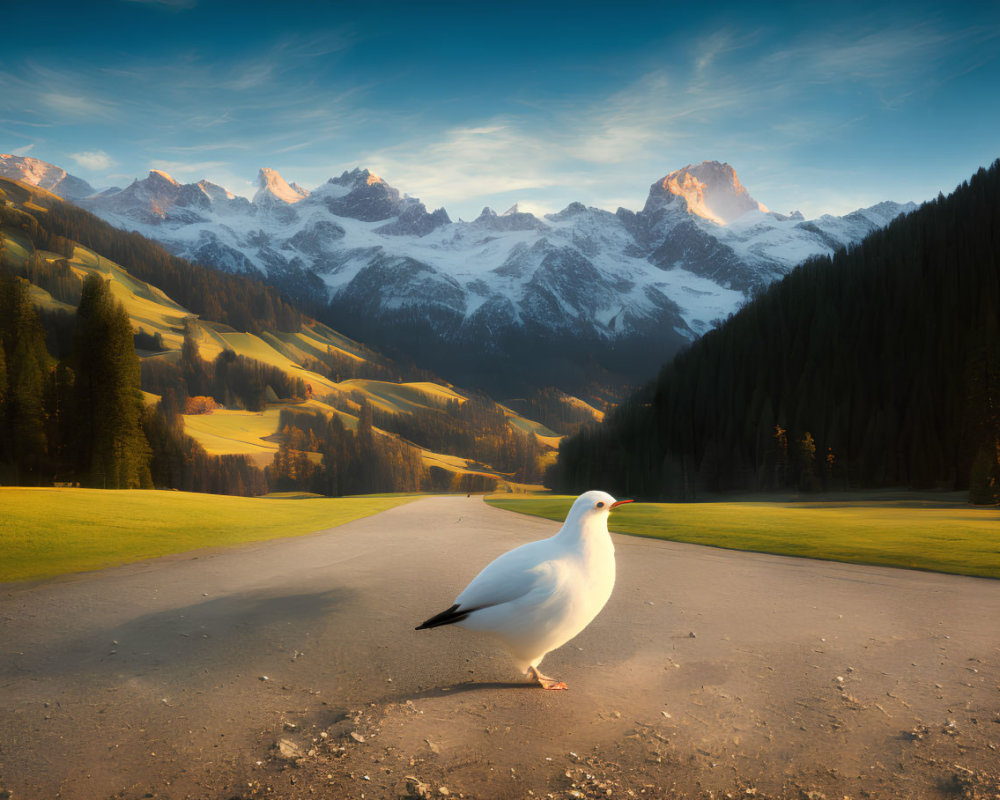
692,28 -> 761,77
364,122 -> 564,213
5,7 -> 990,220
362,61 -> 760,212
75,37 -> 365,157
149,158 -> 228,175
159,140 -> 252,153
70,150 -> 116,170
766,25 -> 950,85
0,117 -> 55,129
0,64 -> 119,123
12,143 -> 35,156
356,17 -> 987,218
278,29 -> 358,59
215,63 -> 274,92
44,91 -> 116,119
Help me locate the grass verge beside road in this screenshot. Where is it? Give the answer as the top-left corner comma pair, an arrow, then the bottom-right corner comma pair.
1,488 -> 418,583
485,495 -> 1000,579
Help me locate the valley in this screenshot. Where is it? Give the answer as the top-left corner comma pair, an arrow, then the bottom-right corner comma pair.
0,177 -> 587,494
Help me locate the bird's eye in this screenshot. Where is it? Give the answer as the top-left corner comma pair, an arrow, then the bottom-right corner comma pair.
596,501 -> 605,508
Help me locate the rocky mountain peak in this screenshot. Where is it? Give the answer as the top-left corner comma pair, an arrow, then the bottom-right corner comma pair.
328,167 -> 384,189
314,167 -> 412,223
473,204 -> 547,232
254,167 -> 309,205
547,202 -> 588,222
196,179 -> 235,202
0,154 -> 95,200
147,169 -> 179,186
646,160 -> 768,225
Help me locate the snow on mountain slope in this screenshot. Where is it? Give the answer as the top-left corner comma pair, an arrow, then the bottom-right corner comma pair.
0,154 -> 95,200
20,155 -> 915,391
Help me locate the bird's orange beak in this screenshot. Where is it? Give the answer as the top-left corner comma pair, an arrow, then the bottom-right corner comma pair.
610,499 -> 634,510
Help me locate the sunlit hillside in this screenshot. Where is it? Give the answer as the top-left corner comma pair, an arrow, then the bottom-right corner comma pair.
0,177 -> 578,492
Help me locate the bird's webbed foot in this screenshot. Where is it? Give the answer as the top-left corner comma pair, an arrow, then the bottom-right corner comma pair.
527,665 -> 568,690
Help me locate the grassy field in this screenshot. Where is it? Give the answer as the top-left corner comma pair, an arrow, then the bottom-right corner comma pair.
340,379 -> 467,412
498,404 -> 561,448
263,327 -> 366,367
179,398 -> 358,467
180,408 -> 284,465
485,495 -> 1000,579
0,488 -> 418,583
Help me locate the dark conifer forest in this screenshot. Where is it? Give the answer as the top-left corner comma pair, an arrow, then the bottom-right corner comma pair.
0,272 -> 153,488
549,160 -> 1000,504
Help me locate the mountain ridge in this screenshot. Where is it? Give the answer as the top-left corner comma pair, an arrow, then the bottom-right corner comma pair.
1,153 -> 917,395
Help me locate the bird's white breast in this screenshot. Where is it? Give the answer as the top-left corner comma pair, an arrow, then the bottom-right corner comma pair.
457,524 -> 616,665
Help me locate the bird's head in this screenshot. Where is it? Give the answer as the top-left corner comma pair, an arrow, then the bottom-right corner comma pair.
567,490 -> 633,527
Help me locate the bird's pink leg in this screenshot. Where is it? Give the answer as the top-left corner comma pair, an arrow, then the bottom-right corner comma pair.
527,665 -> 568,690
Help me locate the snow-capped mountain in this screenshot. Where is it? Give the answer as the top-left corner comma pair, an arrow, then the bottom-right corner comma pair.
648,159 -> 770,224
3,154 -> 915,393
0,154 -> 95,200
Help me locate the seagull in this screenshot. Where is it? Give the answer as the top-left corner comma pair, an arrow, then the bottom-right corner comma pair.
416,490 -> 633,690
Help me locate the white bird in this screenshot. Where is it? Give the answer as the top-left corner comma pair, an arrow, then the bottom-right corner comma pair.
416,490 -> 633,690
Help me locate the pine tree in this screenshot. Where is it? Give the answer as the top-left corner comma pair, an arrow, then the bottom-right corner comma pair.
798,432 -> 819,492
0,344 -> 7,425
72,275 -> 152,488
181,322 -> 209,397
0,274 -> 50,482
773,424 -> 788,488
9,332 -> 47,479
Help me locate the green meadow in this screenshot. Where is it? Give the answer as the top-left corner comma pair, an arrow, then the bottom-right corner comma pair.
0,488 -> 418,583
486,495 -> 1000,579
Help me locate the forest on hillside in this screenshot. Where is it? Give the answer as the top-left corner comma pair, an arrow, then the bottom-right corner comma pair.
0,181 -> 549,494
0,272 -> 153,489
549,160 -> 1000,505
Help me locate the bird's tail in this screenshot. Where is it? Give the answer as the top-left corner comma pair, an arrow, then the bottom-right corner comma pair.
415,603 -> 474,630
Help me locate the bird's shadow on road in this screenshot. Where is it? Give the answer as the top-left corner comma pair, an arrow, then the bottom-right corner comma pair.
400,680 -> 539,700
2,588 -> 350,680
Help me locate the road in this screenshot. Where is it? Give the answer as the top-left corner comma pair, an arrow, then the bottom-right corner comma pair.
1,495 -> 999,799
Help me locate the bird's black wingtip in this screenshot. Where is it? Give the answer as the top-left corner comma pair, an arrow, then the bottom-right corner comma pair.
415,603 -> 471,631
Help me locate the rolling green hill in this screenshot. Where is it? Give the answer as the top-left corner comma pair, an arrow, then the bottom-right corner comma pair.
0,177 -> 566,493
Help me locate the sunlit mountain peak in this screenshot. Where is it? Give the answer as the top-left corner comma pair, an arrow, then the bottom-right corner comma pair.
255,167 -> 309,205
148,169 -> 179,185
650,161 -> 769,225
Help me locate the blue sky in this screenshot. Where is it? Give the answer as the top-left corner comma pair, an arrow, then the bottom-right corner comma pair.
2,0 -> 998,220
